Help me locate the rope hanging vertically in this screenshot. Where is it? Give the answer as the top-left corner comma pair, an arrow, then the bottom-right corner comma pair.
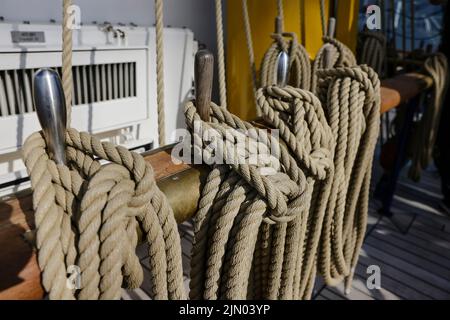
186,97 -> 334,299
155,0 -> 166,145
62,0 -> 73,123
409,53 -> 448,181
215,0 -> 227,109
358,31 -> 386,76
315,65 -> 380,291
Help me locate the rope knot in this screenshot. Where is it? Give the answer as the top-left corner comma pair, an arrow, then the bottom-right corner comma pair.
257,85 -> 333,180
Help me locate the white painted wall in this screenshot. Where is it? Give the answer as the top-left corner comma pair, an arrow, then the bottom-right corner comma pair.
0,0 -> 217,50
0,0 -> 225,98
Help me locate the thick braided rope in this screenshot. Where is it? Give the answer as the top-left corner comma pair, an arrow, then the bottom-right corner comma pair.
409,53 -> 448,181
276,0 -> 284,31
314,65 -> 380,290
186,95 -> 332,299
62,0 -> 73,123
155,0 -> 166,145
22,129 -> 186,299
215,0 -> 227,109
258,85 -> 335,299
260,33 -> 312,91
358,31 -> 386,76
312,37 -> 357,93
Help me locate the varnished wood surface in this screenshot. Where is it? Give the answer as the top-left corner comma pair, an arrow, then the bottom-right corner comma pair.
380,73 -> 433,114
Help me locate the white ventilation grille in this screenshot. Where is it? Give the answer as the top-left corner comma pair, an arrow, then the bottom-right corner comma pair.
0,62 -> 137,117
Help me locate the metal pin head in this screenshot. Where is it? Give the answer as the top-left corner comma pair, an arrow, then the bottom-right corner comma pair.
276,51 -> 289,87
327,17 -> 336,38
33,68 -> 67,165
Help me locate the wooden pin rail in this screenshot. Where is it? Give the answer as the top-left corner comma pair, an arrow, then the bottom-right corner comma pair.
0,72 -> 433,300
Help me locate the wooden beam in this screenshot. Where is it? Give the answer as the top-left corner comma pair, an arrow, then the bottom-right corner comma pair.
380,73 -> 433,114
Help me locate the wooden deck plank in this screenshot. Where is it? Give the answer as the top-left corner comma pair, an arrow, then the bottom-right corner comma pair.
361,243 -> 450,294
364,236 -> 450,283
356,253 -> 432,300
370,226 -> 450,269
358,250 -> 450,299
377,220 -> 450,260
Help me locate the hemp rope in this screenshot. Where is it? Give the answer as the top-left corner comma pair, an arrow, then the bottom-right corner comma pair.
186,89 -> 334,299
260,32 -> 312,91
311,36 -> 357,92
155,0 -> 166,145
21,0 -> 185,300
409,53 -> 448,181
358,31 -> 386,77
315,65 -> 380,290
215,0 -> 227,109
62,0 -> 73,123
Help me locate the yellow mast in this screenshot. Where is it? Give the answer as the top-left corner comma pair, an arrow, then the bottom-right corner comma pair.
226,0 -> 359,120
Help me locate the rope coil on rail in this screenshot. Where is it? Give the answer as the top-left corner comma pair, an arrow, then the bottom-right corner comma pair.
23,129 -> 185,299
357,31 -> 386,76
260,33 -> 312,91
21,0 -> 185,300
315,65 -> 380,289
186,86 -> 334,299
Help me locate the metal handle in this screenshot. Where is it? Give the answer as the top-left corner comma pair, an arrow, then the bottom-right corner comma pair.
195,49 -> 214,121
327,17 -> 336,38
323,17 -> 337,69
276,51 -> 289,87
33,68 -> 67,165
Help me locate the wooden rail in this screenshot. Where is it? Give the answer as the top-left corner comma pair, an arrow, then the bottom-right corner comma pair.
0,72 -> 433,300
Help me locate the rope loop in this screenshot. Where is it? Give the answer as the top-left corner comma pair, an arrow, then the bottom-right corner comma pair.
261,33 -> 311,91
23,128 -> 185,299
257,85 -> 334,180
185,101 -> 308,220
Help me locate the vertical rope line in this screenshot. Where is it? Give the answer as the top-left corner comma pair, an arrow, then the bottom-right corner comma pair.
215,0 -> 228,109
62,0 -> 73,125
155,0 -> 166,145
320,0 -> 327,37
277,0 -> 284,32
241,0 -> 260,115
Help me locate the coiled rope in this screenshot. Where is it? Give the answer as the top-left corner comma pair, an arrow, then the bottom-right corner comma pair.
21,0 -> 185,300
260,32 -> 312,91
312,37 -> 357,92
186,95 -> 333,299
259,0 -> 312,91
315,65 -> 380,290
357,31 -> 386,77
409,53 -> 448,181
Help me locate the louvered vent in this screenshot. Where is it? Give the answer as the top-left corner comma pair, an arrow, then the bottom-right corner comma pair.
0,62 -> 136,117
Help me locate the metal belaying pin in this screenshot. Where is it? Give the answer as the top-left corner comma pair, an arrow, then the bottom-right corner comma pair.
276,50 -> 289,87
194,49 -> 214,122
33,68 -> 67,165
